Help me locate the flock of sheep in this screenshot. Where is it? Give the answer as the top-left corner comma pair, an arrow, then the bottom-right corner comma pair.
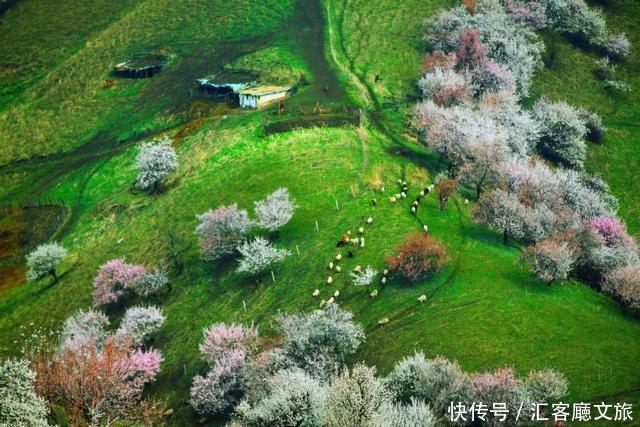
311,178 -> 435,326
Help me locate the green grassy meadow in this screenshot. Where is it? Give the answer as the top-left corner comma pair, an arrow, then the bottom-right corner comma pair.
1,0 -> 640,425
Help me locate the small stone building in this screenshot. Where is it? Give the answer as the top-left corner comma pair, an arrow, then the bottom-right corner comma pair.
238,85 -> 291,109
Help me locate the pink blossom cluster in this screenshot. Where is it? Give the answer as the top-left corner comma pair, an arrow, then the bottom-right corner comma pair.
126,347 -> 163,388
589,216 -> 637,250
92,259 -> 147,306
199,323 -> 258,367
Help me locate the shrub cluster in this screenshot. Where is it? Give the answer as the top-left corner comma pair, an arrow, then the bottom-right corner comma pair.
386,234 -> 448,283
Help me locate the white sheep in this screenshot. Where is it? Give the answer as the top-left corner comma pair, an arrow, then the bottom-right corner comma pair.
327,276 -> 333,285
327,297 -> 335,305
383,269 -> 388,276
423,224 -> 429,233
397,178 -> 402,184
353,265 -> 362,273
333,290 -> 340,298
313,289 -> 320,297
418,294 -> 427,303
428,184 -> 435,191
360,238 -> 365,248
329,262 -> 334,270
358,227 -> 365,234
411,206 -> 416,214
381,277 -> 387,285
395,193 -> 402,199
335,254 -> 342,261
335,266 -> 342,273
378,317 -> 389,326
320,299 -> 326,307
419,190 -> 425,197
402,181 -> 407,187
389,196 -> 397,203
380,186 -> 385,193
401,192 -> 407,199
370,289 -> 378,298
413,200 -> 419,207
464,198 -> 469,205
366,217 -> 373,224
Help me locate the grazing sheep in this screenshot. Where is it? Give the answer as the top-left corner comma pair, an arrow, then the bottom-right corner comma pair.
335,254 -> 342,261
419,190 -> 426,197
403,186 -> 409,193
380,186 -> 385,193
358,227 -> 365,234
329,262 -> 334,270
383,269 -> 388,276
413,200 -> 419,206
313,289 -> 320,297
366,217 -> 373,224
378,317 -> 389,326
327,297 -> 335,304
389,196 -> 397,203
370,289 -> 378,298
411,206 -> 416,215
464,198 -> 469,205
418,294 -> 427,303
372,198 -> 377,206
428,184 -> 435,191
360,238 -> 365,248
320,299 -> 326,307
351,237 -> 360,247
353,265 -> 362,273
381,277 -> 387,285
333,290 -> 340,298
336,234 -> 350,247
327,276 -> 333,285
401,192 -> 407,199
397,178 -> 402,184
423,224 -> 429,233
395,193 -> 402,199
402,181 -> 407,187
335,266 -> 342,273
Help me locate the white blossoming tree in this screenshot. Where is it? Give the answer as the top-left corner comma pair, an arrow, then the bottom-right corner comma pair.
59,309 -> 110,352
351,266 -> 378,286
135,137 -> 178,194
116,305 -> 166,345
196,204 -> 253,261
26,242 -> 68,283
236,237 -> 291,275
254,188 -> 296,232
0,359 -> 49,426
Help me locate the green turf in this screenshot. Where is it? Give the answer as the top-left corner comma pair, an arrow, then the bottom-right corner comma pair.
1,0 -> 640,425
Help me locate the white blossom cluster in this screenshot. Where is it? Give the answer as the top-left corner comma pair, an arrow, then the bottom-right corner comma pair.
135,137 -> 178,193
236,237 -> 291,275
26,242 -> 68,281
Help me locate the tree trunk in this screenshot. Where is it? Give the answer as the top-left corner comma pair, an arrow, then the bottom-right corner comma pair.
476,185 -> 482,201
50,269 -> 58,284
503,230 -> 509,246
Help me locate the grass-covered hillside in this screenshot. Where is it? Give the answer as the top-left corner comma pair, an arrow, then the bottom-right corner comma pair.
1,0 -> 639,425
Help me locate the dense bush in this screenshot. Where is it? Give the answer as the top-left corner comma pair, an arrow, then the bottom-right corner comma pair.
59,309 -> 110,352
199,323 -> 258,367
254,187 -> 296,232
322,364 -> 391,427
236,237 -> 290,275
418,67 -> 469,106
190,322 -> 259,416
386,234 -> 448,282
278,304 -> 365,379
0,359 -> 49,427
116,306 -> 165,345
603,266 -> 640,316
196,204 -> 253,261
385,352 -> 472,414
26,242 -> 68,282
128,268 -> 169,297
236,369 -> 326,427
523,232 -> 577,285
135,137 -> 178,194
33,336 -> 162,426
533,99 -> 587,169
92,259 -> 147,306
372,398 -> 436,427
